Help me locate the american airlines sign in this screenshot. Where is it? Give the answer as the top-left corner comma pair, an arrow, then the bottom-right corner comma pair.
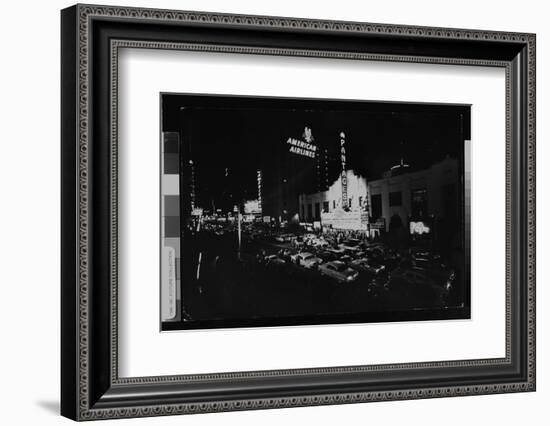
286,126 -> 317,158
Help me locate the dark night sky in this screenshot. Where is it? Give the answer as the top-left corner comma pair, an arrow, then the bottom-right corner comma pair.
162,94 -> 470,209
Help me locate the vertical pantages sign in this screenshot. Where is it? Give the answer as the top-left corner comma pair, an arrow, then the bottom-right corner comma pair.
340,132 -> 348,209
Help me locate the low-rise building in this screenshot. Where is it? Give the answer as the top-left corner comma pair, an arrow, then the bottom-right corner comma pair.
368,156 -> 459,233
298,156 -> 460,237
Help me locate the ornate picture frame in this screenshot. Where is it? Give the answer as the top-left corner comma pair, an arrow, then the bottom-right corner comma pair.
61,4 -> 535,421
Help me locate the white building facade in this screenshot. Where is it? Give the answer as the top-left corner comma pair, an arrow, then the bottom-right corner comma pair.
298,156 -> 459,234
298,169 -> 369,231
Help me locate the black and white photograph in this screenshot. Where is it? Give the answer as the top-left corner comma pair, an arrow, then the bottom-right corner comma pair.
160,94 -> 471,330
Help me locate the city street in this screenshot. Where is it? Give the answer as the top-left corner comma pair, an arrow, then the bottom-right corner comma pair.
176,220 -> 466,328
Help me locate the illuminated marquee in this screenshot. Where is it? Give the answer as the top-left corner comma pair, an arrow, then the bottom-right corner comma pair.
244,199 -> 261,215
410,221 -> 431,235
286,126 -> 317,158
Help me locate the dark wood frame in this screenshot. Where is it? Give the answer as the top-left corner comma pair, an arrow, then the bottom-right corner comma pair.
61,4 -> 536,421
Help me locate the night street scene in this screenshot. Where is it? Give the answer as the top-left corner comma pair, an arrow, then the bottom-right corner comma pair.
160,94 -> 471,331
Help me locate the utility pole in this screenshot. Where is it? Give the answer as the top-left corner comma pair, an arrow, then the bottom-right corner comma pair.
237,211 -> 242,257
234,204 -> 242,260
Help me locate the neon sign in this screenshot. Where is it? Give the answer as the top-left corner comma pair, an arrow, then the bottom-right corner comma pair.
410,221 -> 431,235
286,127 -> 317,158
340,132 -> 348,208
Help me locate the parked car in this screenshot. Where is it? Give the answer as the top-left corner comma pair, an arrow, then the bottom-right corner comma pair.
263,254 -> 287,272
364,247 -> 385,262
414,264 -> 456,291
290,252 -> 322,269
353,250 -> 367,259
411,256 -> 445,271
410,248 -> 441,263
316,249 -> 340,263
318,261 -> 359,283
277,248 -> 294,263
390,267 -> 438,288
387,267 -> 450,306
264,254 -> 286,265
308,236 -> 329,248
339,239 -> 362,252
367,275 -> 390,297
383,249 -> 402,269
324,246 -> 347,256
350,258 -> 386,275
274,233 -> 296,243
340,255 -> 353,264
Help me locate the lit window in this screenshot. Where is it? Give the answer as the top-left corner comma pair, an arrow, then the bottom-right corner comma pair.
411,188 -> 428,218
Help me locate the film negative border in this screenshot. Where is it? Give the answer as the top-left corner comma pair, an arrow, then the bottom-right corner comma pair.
161,131 -> 181,323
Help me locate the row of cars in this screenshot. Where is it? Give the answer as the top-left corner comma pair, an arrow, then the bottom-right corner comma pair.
201,221 -> 457,307
262,250 -> 360,283
259,235 -> 457,306
261,238 -> 397,283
